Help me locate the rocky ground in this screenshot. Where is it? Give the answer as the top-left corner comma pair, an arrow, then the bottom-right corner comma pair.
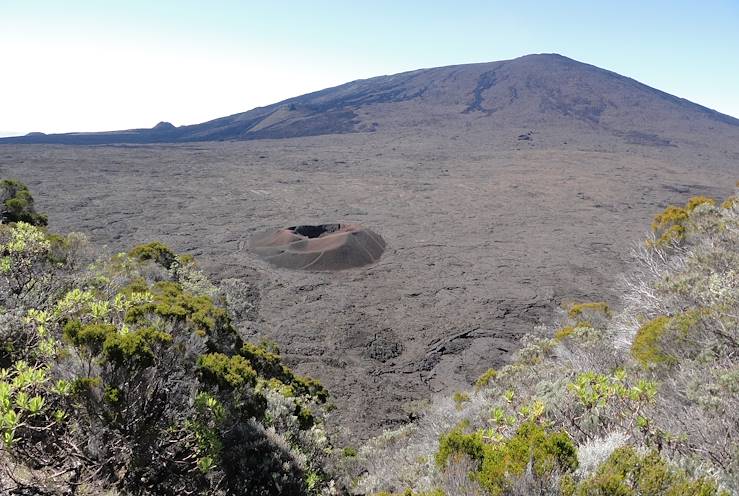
1,129 -> 735,439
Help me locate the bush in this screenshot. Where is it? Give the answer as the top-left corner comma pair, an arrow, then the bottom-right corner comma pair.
0,179 -> 47,226
631,315 -> 672,366
568,302 -> 611,320
650,195 -> 717,246
128,241 -> 177,269
475,368 -> 497,389
631,309 -> 708,367
437,421 -> 578,495
198,352 -> 257,388
562,446 -> 727,495
0,214 -> 337,495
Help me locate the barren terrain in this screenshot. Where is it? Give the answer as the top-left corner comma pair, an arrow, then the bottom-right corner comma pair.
2,54 -> 738,438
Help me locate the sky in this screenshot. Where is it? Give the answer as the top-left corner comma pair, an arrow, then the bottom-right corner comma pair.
1,0 -> 738,136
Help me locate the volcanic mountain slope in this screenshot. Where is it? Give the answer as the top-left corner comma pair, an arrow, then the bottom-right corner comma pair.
3,53 -> 738,145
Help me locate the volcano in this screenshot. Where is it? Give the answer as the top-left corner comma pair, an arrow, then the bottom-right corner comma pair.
3,53 -> 737,145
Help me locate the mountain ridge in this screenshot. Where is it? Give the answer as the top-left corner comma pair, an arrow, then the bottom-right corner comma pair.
3,53 -> 738,145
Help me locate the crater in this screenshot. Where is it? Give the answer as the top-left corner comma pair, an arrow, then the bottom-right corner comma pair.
249,223 -> 385,271
289,223 -> 341,238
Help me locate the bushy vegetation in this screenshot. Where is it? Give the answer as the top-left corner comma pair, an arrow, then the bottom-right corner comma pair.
355,189 -> 738,495
436,421 -> 577,495
0,179 -> 47,226
0,184 -> 340,494
561,446 -> 723,495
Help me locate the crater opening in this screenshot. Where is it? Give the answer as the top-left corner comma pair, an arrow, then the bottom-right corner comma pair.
288,224 -> 341,238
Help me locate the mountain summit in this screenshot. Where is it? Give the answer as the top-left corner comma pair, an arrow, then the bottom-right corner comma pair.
3,54 -> 738,145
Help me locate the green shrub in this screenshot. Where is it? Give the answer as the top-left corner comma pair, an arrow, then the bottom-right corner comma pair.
631,309 -> 706,366
0,179 -> 48,226
63,321 -> 116,352
128,241 -> 177,269
475,368 -> 497,389
650,196 -> 717,246
436,422 -> 486,468
198,353 -> 257,388
437,421 -> 577,496
555,325 -> 576,341
651,205 -> 688,245
568,302 -> 610,319
453,391 -> 470,409
685,196 -> 716,212
125,280 -> 241,352
631,315 -> 671,366
241,342 -> 328,402
103,326 -> 172,367
477,421 -> 577,495
562,446 -> 727,496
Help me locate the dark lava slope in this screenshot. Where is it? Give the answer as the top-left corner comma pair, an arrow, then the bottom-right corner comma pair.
3,53 -> 738,145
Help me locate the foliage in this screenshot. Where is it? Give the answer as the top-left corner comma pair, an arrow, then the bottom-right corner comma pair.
631,309 -> 708,367
562,446 -> 727,496
650,195 -> 717,246
198,352 -> 257,388
0,193 -> 338,495
631,315 -> 672,366
128,241 -> 177,269
474,368 -> 497,389
567,301 -> 611,319
436,421 -> 577,496
0,179 -> 48,226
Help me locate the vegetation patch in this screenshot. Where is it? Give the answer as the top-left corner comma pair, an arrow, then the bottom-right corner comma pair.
128,241 -> 177,269
631,315 -> 672,366
562,446 -> 727,496
0,179 -> 48,226
437,421 -> 578,495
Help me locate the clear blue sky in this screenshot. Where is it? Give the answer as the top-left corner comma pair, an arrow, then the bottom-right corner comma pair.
1,0 -> 738,135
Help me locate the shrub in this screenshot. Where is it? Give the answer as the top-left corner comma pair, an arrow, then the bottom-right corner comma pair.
436,423 -> 485,468
103,326 -> 172,367
198,352 -> 257,388
685,196 -> 716,212
475,368 -> 497,389
568,302 -> 610,319
453,391 -> 470,409
631,315 -> 672,366
631,309 -> 707,367
555,325 -> 576,341
651,205 -> 689,245
63,321 -> 116,353
241,341 -> 328,402
437,421 -> 577,496
0,179 -> 47,226
650,196 -> 718,246
477,422 -> 577,495
562,446 -> 727,495
125,280 -> 241,352
128,241 -> 177,269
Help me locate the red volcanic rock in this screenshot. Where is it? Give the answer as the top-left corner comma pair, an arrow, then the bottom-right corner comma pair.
249,223 -> 385,271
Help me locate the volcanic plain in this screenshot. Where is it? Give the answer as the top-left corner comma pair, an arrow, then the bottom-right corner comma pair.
1,54 -> 737,438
